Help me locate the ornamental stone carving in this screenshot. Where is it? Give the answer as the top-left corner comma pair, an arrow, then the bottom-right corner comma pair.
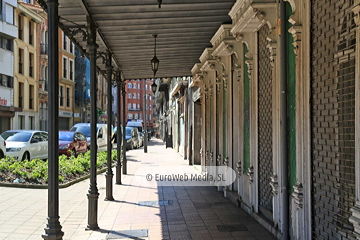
216,154 -> 222,166
292,181 -> 304,209
247,166 -> 254,183
236,161 -> 242,176
270,172 -> 279,195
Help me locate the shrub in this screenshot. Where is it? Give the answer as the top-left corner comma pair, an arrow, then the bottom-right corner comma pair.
0,150 -> 118,184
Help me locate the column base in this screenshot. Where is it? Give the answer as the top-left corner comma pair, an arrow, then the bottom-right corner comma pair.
349,204 -> 360,238
42,217 -> 64,240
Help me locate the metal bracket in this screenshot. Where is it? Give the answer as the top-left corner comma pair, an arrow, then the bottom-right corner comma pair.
62,25 -> 88,42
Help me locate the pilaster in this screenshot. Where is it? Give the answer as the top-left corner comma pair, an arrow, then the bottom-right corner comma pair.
350,2 -> 360,239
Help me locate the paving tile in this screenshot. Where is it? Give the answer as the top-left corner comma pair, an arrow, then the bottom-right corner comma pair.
0,140 -> 277,240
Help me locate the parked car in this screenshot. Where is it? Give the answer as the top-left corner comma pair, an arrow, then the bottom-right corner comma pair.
1,130 -> 48,160
125,127 -> 140,150
59,131 -> 89,157
70,123 -> 112,152
0,135 -> 6,159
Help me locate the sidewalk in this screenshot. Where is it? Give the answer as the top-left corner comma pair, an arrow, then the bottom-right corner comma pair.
0,139 -> 275,240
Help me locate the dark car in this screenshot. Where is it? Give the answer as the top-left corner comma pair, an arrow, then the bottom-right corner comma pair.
125,127 -> 139,150
58,131 -> 89,157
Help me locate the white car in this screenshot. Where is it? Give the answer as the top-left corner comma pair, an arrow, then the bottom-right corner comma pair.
0,135 -> 6,159
1,130 -> 48,161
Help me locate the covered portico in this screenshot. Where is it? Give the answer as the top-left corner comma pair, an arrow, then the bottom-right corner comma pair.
37,0 -> 236,239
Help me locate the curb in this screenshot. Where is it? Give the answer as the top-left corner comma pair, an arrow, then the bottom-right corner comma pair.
0,167 -> 109,189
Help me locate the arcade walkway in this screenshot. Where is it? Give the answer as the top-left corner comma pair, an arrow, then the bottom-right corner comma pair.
0,139 -> 275,240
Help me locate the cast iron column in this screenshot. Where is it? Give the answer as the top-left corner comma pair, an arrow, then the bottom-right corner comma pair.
105,50 -> 114,201
122,81 -> 127,174
116,77 -> 122,184
42,0 -> 63,239
86,17 -> 99,230
143,80 -> 148,152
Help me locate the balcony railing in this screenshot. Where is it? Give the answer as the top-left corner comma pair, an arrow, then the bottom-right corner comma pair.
40,43 -> 48,54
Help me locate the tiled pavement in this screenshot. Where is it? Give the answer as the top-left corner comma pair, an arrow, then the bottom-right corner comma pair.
0,139 -> 275,240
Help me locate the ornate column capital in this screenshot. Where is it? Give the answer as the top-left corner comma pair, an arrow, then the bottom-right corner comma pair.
352,4 -> 360,26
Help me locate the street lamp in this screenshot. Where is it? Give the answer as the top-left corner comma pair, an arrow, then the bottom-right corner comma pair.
150,34 -> 159,77
151,81 -> 157,94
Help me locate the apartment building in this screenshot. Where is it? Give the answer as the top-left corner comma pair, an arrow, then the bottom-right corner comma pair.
0,0 -> 18,133
123,79 -> 155,129
13,2 -> 43,130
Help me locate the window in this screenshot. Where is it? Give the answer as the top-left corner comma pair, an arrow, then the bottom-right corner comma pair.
29,116 -> 34,129
0,36 -> 13,51
70,41 -> 73,53
63,33 -> 67,50
5,4 -> 14,25
19,82 -> 24,108
66,87 -> 70,107
0,0 -> 3,21
128,93 -> 132,99
29,20 -> 33,45
137,93 -> 140,99
133,84 -> 136,89
149,96 -> 152,101
60,86 -> 64,106
18,48 -> 23,74
29,85 -> 34,109
137,104 -> 140,109
69,60 -> 74,80
63,58 -> 67,78
135,114 -> 138,119
128,83 -> 132,88
18,14 -> 22,40
133,93 -> 136,98
128,113 -> 133,119
0,74 -> 13,88
18,115 -> 25,129
128,103 -> 131,110
149,115 -> 152,120
29,53 -> 34,78
146,84 -> 148,90
140,113 -> 142,119
138,84 -> 140,89
132,103 -> 136,109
